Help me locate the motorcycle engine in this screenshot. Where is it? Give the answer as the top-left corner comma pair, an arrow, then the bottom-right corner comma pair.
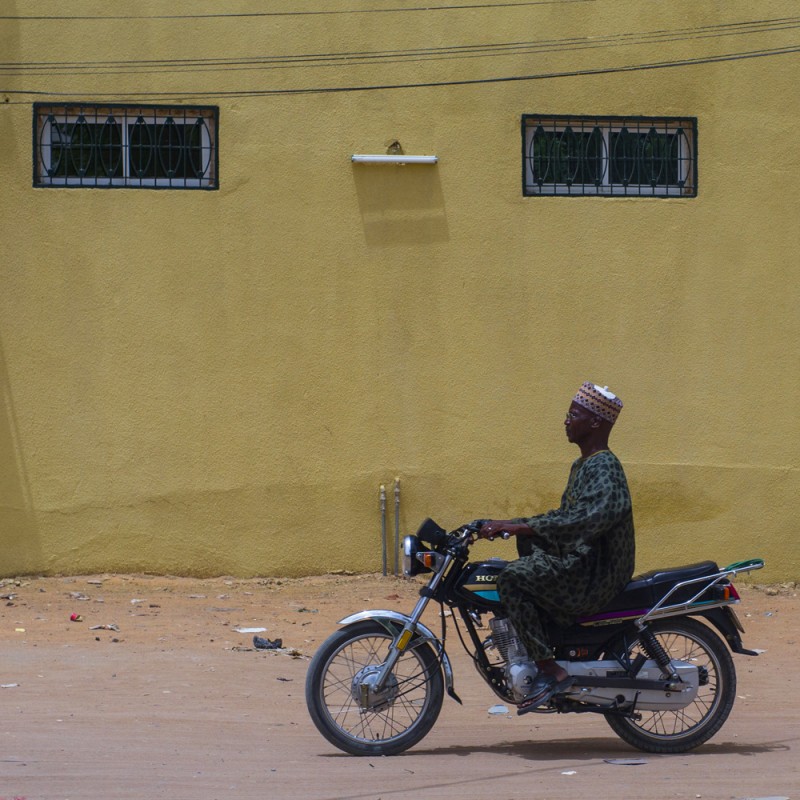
507,661 -> 538,700
489,616 -> 538,700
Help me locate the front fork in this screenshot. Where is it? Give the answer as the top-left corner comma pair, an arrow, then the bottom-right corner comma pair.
371,553 -> 454,692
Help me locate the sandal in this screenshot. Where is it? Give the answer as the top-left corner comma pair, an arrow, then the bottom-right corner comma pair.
517,674 -> 575,715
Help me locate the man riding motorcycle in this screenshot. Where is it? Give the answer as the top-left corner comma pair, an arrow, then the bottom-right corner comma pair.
478,382 -> 635,712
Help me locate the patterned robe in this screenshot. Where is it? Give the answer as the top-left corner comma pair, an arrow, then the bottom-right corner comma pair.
497,450 -> 635,661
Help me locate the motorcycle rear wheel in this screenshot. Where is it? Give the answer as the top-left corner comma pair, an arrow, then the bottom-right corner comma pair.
305,620 -> 444,756
604,617 -> 736,753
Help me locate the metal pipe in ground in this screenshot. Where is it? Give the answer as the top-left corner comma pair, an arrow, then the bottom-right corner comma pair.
394,477 -> 401,576
380,484 -> 387,576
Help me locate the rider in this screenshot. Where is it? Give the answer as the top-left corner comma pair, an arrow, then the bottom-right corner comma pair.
478,382 -> 635,713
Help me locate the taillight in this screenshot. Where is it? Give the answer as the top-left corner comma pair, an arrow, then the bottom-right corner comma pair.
712,582 -> 739,602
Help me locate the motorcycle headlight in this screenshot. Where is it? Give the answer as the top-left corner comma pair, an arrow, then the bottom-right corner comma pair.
403,535 -> 431,577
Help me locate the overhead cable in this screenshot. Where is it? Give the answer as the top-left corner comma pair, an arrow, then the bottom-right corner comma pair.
1,16 -> 798,78
0,0 -> 595,22
3,44 -> 798,101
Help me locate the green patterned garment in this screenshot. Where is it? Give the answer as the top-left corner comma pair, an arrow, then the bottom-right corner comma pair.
499,450 -> 635,660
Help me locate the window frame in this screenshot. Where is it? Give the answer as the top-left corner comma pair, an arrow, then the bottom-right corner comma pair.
33,102 -> 219,190
521,114 -> 697,198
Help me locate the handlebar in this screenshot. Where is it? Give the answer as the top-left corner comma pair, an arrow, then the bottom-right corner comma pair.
414,518 -> 514,549
462,519 -> 487,534
461,519 -> 512,541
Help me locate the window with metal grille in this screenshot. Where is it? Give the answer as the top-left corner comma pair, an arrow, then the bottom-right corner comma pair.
522,115 -> 696,197
33,103 -> 218,189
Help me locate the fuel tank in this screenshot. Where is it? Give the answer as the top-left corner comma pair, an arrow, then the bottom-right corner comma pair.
452,558 -> 508,611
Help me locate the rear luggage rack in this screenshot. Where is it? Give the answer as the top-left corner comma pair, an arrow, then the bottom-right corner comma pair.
637,559 -> 764,625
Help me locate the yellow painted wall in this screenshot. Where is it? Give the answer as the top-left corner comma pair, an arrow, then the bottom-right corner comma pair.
1,1 -> 798,580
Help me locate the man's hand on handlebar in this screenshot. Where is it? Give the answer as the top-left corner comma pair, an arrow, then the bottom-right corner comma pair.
476,520 -> 529,541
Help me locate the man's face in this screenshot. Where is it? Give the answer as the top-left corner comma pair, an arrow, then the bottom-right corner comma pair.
564,401 -> 598,444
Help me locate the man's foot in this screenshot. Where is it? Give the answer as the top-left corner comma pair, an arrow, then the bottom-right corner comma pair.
516,674 -> 575,715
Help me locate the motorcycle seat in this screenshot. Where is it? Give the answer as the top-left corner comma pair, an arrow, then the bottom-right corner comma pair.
602,561 -> 720,613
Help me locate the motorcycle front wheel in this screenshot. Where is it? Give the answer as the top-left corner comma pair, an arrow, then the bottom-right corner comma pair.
604,617 -> 736,753
305,620 -> 444,756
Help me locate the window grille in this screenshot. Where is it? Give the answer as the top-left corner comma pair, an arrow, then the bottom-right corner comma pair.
522,115 -> 696,197
33,103 -> 218,189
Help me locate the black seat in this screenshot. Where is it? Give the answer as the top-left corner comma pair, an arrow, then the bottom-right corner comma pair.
602,561 -> 720,613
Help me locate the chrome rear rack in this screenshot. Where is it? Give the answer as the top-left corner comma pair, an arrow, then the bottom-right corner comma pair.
637,558 -> 764,626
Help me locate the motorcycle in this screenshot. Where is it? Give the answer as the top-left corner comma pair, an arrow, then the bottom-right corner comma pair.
305,518 -> 764,756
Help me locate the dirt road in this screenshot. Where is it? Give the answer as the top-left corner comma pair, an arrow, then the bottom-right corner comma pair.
1,573 -> 796,800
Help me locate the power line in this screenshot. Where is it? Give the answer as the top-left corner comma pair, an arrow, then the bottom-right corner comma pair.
0,0 -> 593,22
1,16 -> 798,78
3,44 -> 798,102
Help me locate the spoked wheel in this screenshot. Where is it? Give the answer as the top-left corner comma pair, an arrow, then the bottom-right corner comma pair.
305,620 -> 444,756
605,617 -> 736,753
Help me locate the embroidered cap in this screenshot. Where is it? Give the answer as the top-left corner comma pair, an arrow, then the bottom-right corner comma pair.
573,382 -> 623,423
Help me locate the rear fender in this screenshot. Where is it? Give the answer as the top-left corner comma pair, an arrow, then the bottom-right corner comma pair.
339,609 -> 459,702
697,606 -> 760,655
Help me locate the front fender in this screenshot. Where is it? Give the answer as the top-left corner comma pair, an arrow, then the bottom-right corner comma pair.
338,610 -> 459,702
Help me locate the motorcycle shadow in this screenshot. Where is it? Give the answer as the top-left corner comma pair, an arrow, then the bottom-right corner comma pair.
401,737 -> 791,761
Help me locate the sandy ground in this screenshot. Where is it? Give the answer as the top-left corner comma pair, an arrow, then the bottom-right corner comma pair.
1,572 -> 797,800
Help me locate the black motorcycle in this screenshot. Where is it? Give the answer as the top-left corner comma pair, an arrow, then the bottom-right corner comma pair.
306,518 -> 764,756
